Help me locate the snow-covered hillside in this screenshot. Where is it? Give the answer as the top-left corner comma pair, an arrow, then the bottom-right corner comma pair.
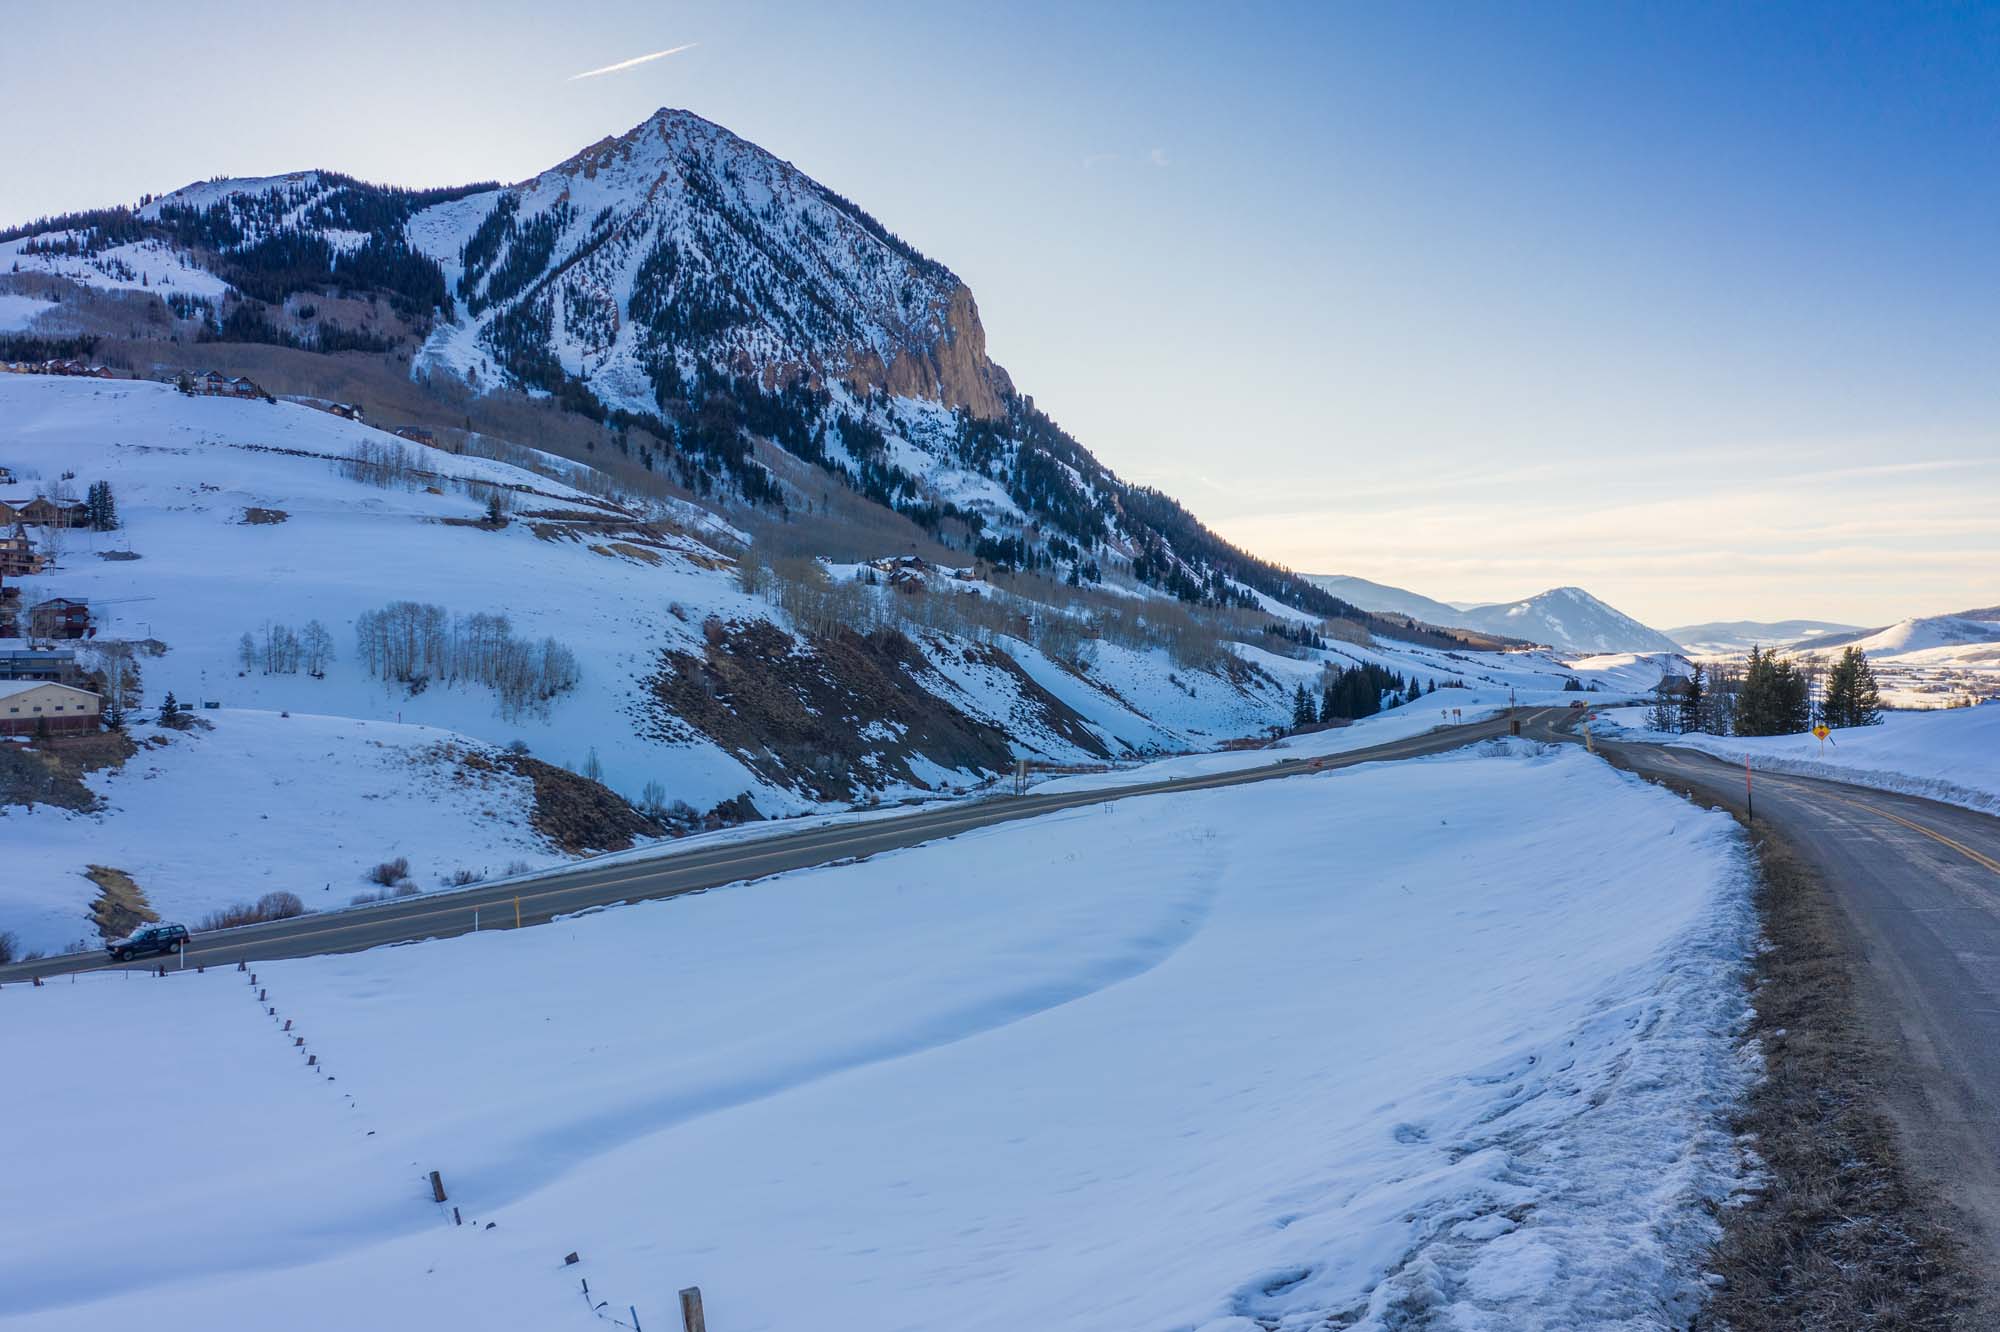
0,742 -> 1754,1331
1808,614 -> 2000,658
1,711 -> 570,955
1302,573 -> 1471,627
1794,614 -> 2000,708
10,374 -> 1638,946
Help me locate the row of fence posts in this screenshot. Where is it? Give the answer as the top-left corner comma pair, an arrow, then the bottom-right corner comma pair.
12,963 -> 706,1327
428,1167 -> 705,1330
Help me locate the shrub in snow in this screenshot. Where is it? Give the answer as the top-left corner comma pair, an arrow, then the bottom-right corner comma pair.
370,857 -> 411,887
198,891 -> 306,931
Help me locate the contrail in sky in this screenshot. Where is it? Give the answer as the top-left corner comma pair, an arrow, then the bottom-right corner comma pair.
569,43 -> 698,80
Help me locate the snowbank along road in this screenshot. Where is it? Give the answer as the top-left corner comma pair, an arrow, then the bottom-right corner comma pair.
0,710 -> 1532,983
1527,710 -> 2000,1274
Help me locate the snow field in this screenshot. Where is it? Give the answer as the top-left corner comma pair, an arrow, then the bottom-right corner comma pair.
2,742 -> 1755,1331
0,292 -> 56,331
0,709 -> 567,954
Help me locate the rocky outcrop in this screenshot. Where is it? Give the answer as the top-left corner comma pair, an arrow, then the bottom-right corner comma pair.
848,285 -> 1015,420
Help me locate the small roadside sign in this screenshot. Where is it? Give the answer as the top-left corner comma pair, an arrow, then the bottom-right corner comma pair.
1812,723 -> 1832,755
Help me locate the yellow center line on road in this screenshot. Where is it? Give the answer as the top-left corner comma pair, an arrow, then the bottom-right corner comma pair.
1814,790 -> 2000,877
1639,746 -> 2000,877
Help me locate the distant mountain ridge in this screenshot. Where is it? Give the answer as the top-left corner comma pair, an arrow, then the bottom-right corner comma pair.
1302,575 -> 1467,628
1305,575 -> 1680,655
1665,619 -> 1863,656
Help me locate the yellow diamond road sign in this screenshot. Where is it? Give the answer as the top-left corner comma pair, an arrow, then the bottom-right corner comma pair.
1812,724 -> 1830,741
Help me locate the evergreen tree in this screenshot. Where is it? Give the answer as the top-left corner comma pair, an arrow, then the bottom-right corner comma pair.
1647,678 -> 1681,733
1736,648 -> 1812,736
1822,645 -> 1884,728
85,480 -> 119,531
1678,664 -> 1704,734
1291,682 -> 1316,729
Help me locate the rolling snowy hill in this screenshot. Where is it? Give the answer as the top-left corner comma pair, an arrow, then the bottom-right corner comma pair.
1807,614 -> 2000,658
1302,574 -> 1468,627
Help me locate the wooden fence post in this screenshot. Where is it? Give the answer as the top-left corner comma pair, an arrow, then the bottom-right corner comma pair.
678,1285 -> 706,1332
429,1170 -> 447,1203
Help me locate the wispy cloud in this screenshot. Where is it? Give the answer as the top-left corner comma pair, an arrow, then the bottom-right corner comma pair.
569,43 -> 698,81
1148,147 -> 1171,167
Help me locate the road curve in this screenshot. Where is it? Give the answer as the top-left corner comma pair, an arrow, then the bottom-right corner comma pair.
0,710 -> 1541,985
1525,712 -> 2000,1270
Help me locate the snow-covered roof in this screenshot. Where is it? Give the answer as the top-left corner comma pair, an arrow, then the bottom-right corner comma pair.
0,678 -> 94,701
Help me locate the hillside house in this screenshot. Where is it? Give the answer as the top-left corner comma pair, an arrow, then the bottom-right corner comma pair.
188,369 -> 264,399
0,641 -> 77,681
14,496 -> 87,527
326,402 -> 364,423
22,361 -> 115,379
28,597 -> 89,639
392,426 -> 435,446
0,522 -> 40,576
0,679 -> 101,736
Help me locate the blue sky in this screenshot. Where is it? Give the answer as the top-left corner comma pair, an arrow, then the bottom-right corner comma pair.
7,1 -> 1996,625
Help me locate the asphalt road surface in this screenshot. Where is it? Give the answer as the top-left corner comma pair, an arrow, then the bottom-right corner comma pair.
1524,711 -> 2000,1269
0,709 -> 1535,985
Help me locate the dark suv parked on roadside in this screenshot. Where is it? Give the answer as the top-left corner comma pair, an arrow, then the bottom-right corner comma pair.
106,923 -> 189,962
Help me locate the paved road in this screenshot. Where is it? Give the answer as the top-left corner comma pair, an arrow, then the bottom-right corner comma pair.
0,710 -> 1539,985
1524,712 -> 2000,1266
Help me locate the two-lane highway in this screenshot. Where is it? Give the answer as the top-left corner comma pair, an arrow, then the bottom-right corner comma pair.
1524,710 -> 2000,1271
0,710 -> 1540,985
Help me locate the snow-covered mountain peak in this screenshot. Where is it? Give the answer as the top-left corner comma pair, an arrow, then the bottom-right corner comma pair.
1303,575 -> 1679,654
1465,586 -> 1681,654
543,107 -> 751,184
405,107 -> 1012,422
